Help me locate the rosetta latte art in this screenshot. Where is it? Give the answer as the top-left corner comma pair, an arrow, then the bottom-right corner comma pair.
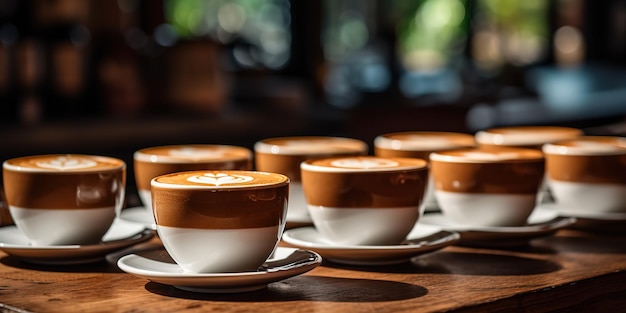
187,173 -> 254,186
331,158 -> 399,169
36,156 -> 97,170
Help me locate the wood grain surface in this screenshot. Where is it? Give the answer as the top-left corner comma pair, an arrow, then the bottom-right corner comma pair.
0,226 -> 625,312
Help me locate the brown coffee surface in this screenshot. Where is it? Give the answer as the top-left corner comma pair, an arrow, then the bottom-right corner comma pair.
152,171 -> 288,229
430,148 -> 544,194
375,132 -> 475,158
4,155 -> 124,172
135,145 -> 251,163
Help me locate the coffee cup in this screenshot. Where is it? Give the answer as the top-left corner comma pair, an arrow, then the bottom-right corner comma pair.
430,147 -> 545,227
300,156 -> 429,245
543,136 -> 626,213
374,131 -> 476,210
475,126 -> 582,149
254,136 -> 368,222
134,144 -> 252,219
151,170 -> 289,273
2,154 -> 126,245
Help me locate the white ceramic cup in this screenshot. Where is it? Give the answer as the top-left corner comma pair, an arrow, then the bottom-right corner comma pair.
430,147 -> 545,227
301,156 -> 429,245
2,154 -> 126,245
151,170 -> 289,273
543,136 -> 626,213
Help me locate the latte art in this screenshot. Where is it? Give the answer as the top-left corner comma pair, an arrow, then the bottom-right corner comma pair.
36,156 -> 98,170
460,152 -> 522,161
168,147 -> 225,159
331,158 -> 399,169
187,173 -> 254,186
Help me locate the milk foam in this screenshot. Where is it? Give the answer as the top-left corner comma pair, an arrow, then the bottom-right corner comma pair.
543,140 -> 626,155
476,128 -> 580,146
134,145 -> 250,163
330,158 -> 399,169
36,156 -> 98,170
3,155 -> 123,172
430,149 -> 542,162
375,135 -> 474,150
186,173 -> 254,186
254,137 -> 366,155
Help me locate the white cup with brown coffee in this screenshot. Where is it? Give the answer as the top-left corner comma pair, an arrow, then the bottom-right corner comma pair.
151,170 -> 289,273
374,131 -> 476,211
254,136 -> 368,224
430,147 -> 545,227
134,144 -> 252,220
543,136 -> 626,213
2,154 -> 126,246
300,156 -> 429,245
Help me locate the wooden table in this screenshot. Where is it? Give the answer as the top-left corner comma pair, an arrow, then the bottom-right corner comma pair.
1,225 -> 625,312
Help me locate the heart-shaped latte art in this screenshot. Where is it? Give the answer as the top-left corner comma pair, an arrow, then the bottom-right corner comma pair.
186,173 -> 254,186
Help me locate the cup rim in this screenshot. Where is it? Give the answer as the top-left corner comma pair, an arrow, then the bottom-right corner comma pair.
374,131 -> 476,151
542,136 -> 626,156
134,144 -> 252,164
300,156 -> 428,173
3,154 -> 126,173
151,170 -> 290,190
254,136 -> 368,155
430,147 -> 544,163
475,126 -> 583,146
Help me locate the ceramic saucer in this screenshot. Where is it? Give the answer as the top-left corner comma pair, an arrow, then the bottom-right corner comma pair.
282,224 -> 459,266
0,219 -> 154,265
117,247 -> 321,293
420,208 -> 577,248
119,206 -> 157,230
537,203 -> 626,233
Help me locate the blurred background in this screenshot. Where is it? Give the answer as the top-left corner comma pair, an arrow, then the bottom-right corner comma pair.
2,0 -> 626,209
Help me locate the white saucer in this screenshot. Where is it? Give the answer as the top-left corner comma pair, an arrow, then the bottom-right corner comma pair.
120,206 -> 157,230
0,219 -> 154,265
282,224 -> 459,266
117,247 -> 321,293
536,203 -> 626,233
420,208 -> 577,247
536,203 -> 626,221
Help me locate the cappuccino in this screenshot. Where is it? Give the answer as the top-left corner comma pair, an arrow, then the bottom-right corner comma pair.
301,156 -> 428,245
151,170 -> 289,273
3,154 -> 126,245
543,136 -> 626,213
430,147 -> 545,227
